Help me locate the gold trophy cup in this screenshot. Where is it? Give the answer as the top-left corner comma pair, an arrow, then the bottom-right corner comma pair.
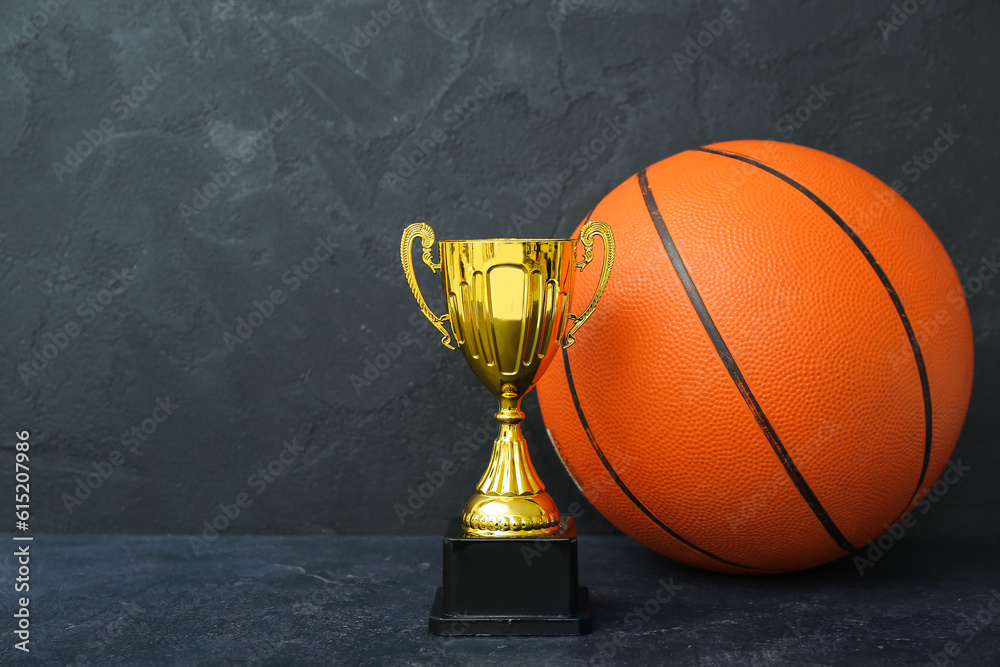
400,222 -> 615,539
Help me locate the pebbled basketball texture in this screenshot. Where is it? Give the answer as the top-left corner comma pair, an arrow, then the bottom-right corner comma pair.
536,140 -> 974,574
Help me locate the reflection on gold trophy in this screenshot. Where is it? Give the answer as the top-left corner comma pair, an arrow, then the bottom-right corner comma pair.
401,222 -> 615,537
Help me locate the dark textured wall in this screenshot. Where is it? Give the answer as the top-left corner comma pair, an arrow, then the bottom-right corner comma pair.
2,0 -> 997,539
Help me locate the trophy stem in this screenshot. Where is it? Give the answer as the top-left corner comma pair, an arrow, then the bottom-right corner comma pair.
461,385 -> 561,537
476,399 -> 542,496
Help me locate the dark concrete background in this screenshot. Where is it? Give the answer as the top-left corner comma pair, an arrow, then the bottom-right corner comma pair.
0,0 -> 997,542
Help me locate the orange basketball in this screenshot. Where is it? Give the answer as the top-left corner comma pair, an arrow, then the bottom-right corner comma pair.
536,140 -> 974,573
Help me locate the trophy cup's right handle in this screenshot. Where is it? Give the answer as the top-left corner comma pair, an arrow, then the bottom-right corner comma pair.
563,220 -> 615,348
401,223 -> 456,350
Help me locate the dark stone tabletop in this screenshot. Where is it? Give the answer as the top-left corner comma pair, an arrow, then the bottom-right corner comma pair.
4,533 -> 998,666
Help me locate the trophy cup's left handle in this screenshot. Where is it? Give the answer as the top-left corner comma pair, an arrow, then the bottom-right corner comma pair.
401,223 -> 456,350
563,220 -> 616,348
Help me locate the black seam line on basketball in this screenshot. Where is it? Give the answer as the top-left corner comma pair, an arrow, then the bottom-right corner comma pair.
637,168 -> 860,556
560,346 -> 774,573
695,147 -> 934,507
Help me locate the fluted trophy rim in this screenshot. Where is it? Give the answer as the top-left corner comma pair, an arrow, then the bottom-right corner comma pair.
437,237 -> 578,244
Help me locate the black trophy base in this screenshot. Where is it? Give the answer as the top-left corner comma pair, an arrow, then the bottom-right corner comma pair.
428,517 -> 592,636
